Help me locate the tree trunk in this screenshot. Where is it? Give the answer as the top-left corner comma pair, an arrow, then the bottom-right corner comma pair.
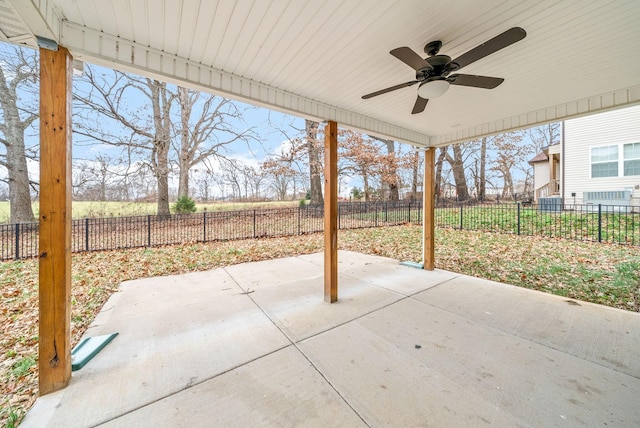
411,151 -> 419,201
6,135 -> 34,223
0,58 -> 36,223
363,174 -> 370,202
434,147 -> 446,199
177,87 -> 192,198
306,120 -> 323,205
445,144 -> 470,201
149,80 -> 172,216
384,139 -> 399,201
502,166 -> 514,199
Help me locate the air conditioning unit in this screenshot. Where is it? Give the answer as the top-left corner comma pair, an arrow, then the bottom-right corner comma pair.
538,196 -> 562,213
583,189 -> 632,212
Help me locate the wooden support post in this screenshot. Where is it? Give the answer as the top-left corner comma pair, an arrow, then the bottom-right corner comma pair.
422,147 -> 435,270
39,46 -> 73,395
324,121 -> 338,302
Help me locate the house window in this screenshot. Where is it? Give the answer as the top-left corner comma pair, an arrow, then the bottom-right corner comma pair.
591,145 -> 618,178
623,142 -> 640,176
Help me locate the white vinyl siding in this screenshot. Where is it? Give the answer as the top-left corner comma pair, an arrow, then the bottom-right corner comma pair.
564,104 -> 640,205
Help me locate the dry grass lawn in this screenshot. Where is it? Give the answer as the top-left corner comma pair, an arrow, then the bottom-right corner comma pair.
2,225 -> 639,426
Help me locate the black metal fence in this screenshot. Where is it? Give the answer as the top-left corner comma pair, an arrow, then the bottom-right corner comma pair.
0,201 -> 421,260
435,201 -> 640,245
2,200 -> 639,261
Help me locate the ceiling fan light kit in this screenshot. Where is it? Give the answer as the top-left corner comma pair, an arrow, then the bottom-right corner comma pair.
417,78 -> 450,99
362,27 -> 527,114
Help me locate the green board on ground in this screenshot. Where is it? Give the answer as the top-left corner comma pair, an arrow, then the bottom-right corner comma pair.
71,333 -> 119,371
399,261 -> 424,269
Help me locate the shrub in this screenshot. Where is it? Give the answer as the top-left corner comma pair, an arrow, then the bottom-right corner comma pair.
173,196 -> 197,214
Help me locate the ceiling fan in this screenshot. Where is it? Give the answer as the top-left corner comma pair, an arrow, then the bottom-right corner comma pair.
362,27 -> 527,114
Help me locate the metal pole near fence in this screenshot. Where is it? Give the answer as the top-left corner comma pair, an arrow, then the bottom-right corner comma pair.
203,211 -> 207,242
598,204 -> 602,242
253,210 -> 256,239
459,205 -> 463,230
85,217 -> 90,251
147,215 -> 151,247
375,203 -> 378,227
14,223 -> 20,260
517,202 -> 521,235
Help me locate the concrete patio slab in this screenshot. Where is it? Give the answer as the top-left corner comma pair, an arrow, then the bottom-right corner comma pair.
300,297 -> 640,426
99,346 -> 367,428
413,275 -> 640,377
25,268 -> 291,427
21,251 -> 640,427
242,272 -> 402,342
299,250 -> 461,295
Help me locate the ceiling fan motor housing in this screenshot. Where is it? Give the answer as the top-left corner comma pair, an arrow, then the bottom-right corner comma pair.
416,55 -> 456,81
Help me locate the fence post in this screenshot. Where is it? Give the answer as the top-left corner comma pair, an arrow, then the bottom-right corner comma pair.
14,223 -> 20,260
203,211 -> 207,242
253,210 -> 257,239
147,215 -> 151,247
517,202 -> 521,235
408,202 -> 411,223
375,203 -> 378,227
459,205 -> 463,230
298,206 -> 301,235
85,217 -> 89,251
385,202 -> 388,223
598,204 -> 602,242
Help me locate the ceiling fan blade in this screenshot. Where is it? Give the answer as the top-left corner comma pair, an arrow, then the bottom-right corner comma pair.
362,80 -> 419,99
390,47 -> 433,71
452,27 -> 526,69
448,74 -> 504,89
411,96 -> 428,114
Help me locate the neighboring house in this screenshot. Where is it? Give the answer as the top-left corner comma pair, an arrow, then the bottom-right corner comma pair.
529,104 -> 640,208
529,143 -> 561,200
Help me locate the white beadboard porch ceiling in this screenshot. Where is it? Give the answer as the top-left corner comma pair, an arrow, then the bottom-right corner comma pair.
3,0 -> 640,147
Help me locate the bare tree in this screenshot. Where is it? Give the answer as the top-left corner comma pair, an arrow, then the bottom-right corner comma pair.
397,149 -> 424,201
219,159 -> 244,200
72,154 -> 119,201
490,131 -> 527,198
0,44 -> 38,223
189,169 -> 213,202
242,165 -> 266,200
262,157 -> 299,200
305,120 -> 323,205
371,137 -> 400,201
339,130 -> 383,201
175,86 -> 256,199
478,137 -> 487,200
74,66 -> 176,215
444,144 -> 470,200
529,122 -> 561,153
434,148 -> 446,199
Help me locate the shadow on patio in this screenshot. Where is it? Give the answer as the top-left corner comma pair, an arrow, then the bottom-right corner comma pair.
22,251 -> 640,427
